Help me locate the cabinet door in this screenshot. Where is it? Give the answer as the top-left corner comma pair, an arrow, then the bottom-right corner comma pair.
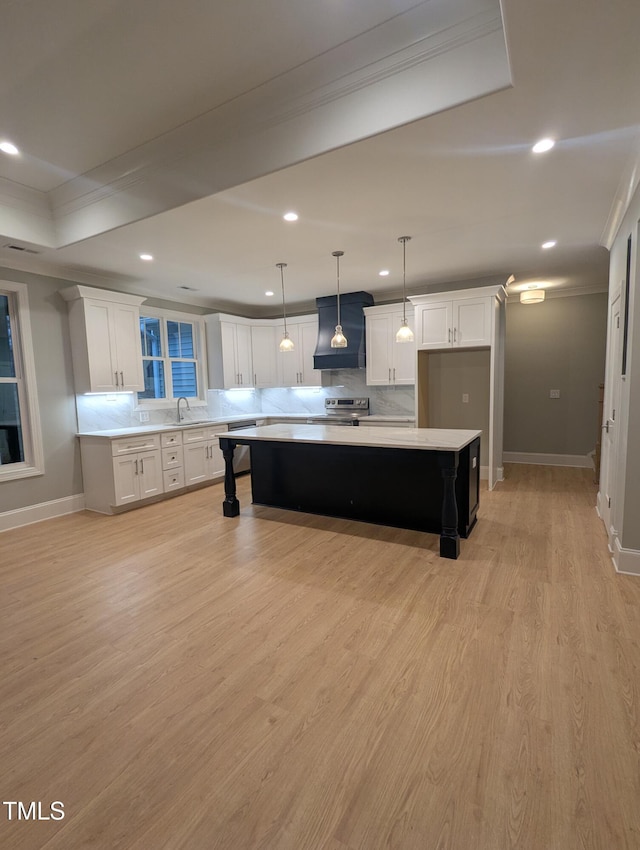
85,301 -> 119,392
138,451 -> 163,499
276,323 -> 300,386
251,325 -> 277,387
206,440 -> 226,478
112,303 -> 144,391
235,323 -> 253,387
220,322 -> 240,388
366,314 -> 392,385
299,321 -> 321,386
392,312 -> 416,384
112,455 -> 140,505
454,298 -> 492,347
183,442 -> 208,485
417,301 -> 453,349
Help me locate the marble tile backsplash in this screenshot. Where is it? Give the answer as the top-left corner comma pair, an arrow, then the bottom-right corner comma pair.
75,370 -> 415,432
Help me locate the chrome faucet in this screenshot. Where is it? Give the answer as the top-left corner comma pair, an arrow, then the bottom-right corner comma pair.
176,396 -> 190,422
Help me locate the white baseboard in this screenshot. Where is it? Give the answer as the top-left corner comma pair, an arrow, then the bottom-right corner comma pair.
503,452 -> 593,468
480,466 -> 504,483
0,494 -> 85,533
612,537 -> 640,576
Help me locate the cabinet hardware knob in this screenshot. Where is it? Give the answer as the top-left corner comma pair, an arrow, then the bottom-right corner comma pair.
115,371 -> 119,387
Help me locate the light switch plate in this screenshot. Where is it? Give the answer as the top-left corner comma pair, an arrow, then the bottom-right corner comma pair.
550,389 -> 560,399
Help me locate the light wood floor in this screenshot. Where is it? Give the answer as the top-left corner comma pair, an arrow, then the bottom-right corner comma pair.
2,465 -> 639,850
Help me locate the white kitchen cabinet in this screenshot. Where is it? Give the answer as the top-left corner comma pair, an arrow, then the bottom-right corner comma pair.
250,325 -> 278,387
113,449 -> 163,505
206,312 -> 320,389
275,315 -> 322,387
182,425 -> 226,484
78,424 -> 230,514
161,433 -> 184,492
220,320 -> 253,388
60,285 -> 145,393
364,305 -> 415,386
413,294 -> 492,350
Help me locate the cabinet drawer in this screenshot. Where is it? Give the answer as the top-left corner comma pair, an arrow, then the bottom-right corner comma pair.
162,446 -> 184,470
111,434 -> 160,456
163,468 -> 185,491
181,427 -> 207,443
161,430 -> 182,448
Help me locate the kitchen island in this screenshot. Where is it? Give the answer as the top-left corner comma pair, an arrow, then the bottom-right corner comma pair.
217,424 -> 481,559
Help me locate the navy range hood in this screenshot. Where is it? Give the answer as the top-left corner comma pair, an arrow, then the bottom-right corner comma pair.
313,291 -> 374,370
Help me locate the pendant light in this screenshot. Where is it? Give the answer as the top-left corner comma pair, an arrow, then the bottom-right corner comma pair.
330,250 -> 347,348
396,235 -> 414,342
276,263 -> 295,351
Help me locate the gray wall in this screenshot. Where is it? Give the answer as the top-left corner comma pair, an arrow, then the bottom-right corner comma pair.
504,292 -> 607,456
0,267 -> 82,513
422,349 -> 491,466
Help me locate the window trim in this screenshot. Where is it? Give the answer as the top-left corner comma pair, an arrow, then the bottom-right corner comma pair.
136,306 -> 208,409
0,280 -> 45,481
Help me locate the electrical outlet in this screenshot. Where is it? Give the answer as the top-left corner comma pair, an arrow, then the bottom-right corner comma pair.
139,411 -> 150,422
462,393 -> 469,403
549,389 -> 560,399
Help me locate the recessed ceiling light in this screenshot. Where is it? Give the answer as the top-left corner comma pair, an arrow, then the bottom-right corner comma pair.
139,253 -> 154,261
379,269 -> 390,277
283,211 -> 298,222
0,140 -> 20,156
541,240 -> 557,249
532,138 -> 555,154
265,290 -> 274,297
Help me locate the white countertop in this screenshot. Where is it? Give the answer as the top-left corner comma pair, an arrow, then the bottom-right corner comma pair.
77,413 -> 262,439
215,423 -> 481,452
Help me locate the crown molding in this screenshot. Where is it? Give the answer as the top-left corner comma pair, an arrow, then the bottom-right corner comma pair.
600,133 -> 640,249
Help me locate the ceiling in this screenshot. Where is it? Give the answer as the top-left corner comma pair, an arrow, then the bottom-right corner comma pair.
1,0 -> 639,316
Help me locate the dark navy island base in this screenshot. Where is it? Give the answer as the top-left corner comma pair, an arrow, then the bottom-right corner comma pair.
219,427 -> 480,560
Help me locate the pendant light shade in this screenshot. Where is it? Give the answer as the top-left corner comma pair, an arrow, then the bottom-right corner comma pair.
276,263 -> 295,351
396,235 -> 414,343
330,250 -> 348,348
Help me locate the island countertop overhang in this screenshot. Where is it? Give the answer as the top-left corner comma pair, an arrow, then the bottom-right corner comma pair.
216,423 -> 481,452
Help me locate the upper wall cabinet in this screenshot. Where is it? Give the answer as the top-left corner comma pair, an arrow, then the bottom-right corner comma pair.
206,314 -> 279,389
60,285 -> 145,393
364,304 -> 415,386
411,292 -> 493,350
274,315 -> 321,387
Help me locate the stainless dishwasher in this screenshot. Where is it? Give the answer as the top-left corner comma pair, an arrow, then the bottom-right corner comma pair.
226,419 -> 262,473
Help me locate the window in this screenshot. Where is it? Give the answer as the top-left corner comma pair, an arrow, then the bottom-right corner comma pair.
137,309 -> 206,406
0,281 -> 44,481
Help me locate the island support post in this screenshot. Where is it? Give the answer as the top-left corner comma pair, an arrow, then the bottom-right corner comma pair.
220,438 -> 240,517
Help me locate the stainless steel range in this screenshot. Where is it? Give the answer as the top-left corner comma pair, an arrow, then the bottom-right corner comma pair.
306,397 -> 370,426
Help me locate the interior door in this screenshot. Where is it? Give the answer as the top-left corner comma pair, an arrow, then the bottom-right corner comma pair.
599,291 -> 622,534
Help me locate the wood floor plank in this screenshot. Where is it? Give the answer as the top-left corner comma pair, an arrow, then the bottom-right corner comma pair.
2,467 -> 640,849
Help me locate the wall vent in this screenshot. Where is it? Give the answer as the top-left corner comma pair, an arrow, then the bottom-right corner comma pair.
3,243 -> 40,254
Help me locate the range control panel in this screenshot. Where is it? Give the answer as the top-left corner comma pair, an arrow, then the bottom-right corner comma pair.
324,397 -> 370,411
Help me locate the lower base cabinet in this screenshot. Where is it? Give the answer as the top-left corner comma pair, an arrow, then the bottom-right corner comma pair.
113,450 -> 163,506
79,425 -> 228,515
